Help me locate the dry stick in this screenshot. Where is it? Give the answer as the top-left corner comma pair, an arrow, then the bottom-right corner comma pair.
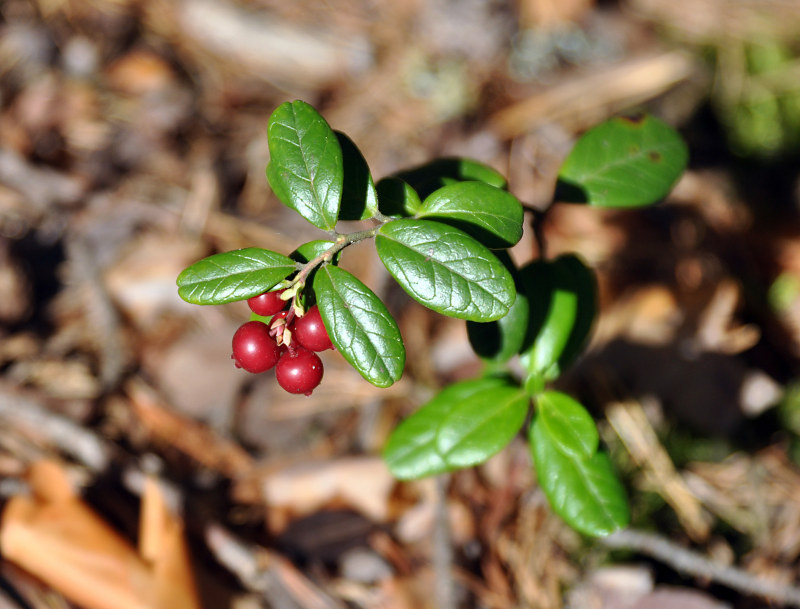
433,475 -> 456,609
0,385 -> 111,472
205,523 -> 348,609
602,528 -> 800,607
65,234 -> 129,390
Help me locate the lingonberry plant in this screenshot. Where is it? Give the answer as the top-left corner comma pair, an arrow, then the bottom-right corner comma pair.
177,101 -> 687,537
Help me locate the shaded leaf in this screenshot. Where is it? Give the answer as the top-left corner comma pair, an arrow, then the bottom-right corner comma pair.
418,181 -> 523,248
376,177 -> 422,218
177,248 -> 295,305
266,100 -> 342,229
336,131 -> 379,221
556,114 -> 688,208
519,254 -> 597,386
384,378 -> 528,479
313,265 -> 404,387
467,252 -> 529,363
395,157 -> 507,199
376,219 -> 516,322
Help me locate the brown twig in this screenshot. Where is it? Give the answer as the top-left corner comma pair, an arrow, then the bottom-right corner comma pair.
602,528 -> 800,607
433,474 -> 456,609
0,384 -> 111,472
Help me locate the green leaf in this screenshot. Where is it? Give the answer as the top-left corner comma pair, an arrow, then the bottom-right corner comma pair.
313,265 -> 404,387
336,131 -> 379,221
290,240 -> 337,264
250,312 -> 273,324
519,259 -> 577,378
467,252 -> 529,363
376,177 -> 422,217
556,114 -> 688,208
177,248 -> 296,305
417,181 -> 523,248
384,378 -> 529,479
537,391 -> 598,459
553,255 -> 597,374
519,254 -> 597,385
395,157 -> 507,199
376,219 -> 516,322
266,100 -> 343,230
530,414 -> 629,537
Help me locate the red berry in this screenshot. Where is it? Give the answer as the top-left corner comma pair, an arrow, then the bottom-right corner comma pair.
248,290 -> 286,317
276,347 -> 323,395
293,306 -> 333,352
232,321 -> 281,373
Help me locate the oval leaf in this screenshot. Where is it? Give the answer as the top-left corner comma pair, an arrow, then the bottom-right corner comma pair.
375,219 -> 515,322
537,391 -> 598,459
376,177 -> 422,218
552,254 -> 597,375
530,414 -> 629,537
394,157 -> 507,199
519,259 -> 577,378
313,265 -> 404,387
266,100 -> 342,230
417,181 -> 523,248
467,252 -> 529,363
177,248 -> 296,305
519,254 -> 596,385
336,131 -> 379,221
290,240 -> 337,264
556,114 -> 688,208
384,378 -> 529,479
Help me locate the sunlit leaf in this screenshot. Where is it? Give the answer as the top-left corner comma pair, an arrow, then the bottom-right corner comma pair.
177,248 -> 296,305
313,265 -> 404,387
384,378 -> 528,479
530,414 -> 629,537
266,100 -> 342,229
376,219 -> 515,322
556,114 -> 688,208
417,181 -> 523,248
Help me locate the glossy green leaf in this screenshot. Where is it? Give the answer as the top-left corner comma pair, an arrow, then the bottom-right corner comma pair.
336,131 -> 379,221
537,391 -> 598,459
467,252 -> 529,363
519,259 -> 576,378
530,414 -> 629,537
313,265 -> 404,387
177,248 -> 296,305
553,254 -> 597,373
249,312 -> 273,324
519,254 -> 597,386
375,219 -> 516,322
266,100 -> 342,230
556,114 -> 688,208
290,240 -> 337,264
394,157 -> 507,199
417,181 -> 523,248
384,378 -> 529,479
376,177 -> 422,217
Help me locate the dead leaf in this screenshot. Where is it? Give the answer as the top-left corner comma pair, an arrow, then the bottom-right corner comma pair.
253,457 -> 395,533
0,460 -> 202,609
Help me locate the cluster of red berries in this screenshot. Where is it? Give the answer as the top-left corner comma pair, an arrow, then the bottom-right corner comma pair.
231,289 -> 332,395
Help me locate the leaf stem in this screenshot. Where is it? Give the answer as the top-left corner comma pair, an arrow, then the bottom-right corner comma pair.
288,224 -> 384,290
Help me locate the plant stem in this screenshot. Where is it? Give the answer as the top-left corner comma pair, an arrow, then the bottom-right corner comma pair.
288,224 -> 383,289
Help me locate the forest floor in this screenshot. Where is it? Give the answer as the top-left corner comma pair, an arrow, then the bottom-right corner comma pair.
2,1 -> 800,608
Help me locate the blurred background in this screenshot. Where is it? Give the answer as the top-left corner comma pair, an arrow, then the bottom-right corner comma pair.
1,0 -> 800,608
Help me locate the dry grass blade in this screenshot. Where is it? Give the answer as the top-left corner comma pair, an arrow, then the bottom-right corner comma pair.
606,397 -> 712,541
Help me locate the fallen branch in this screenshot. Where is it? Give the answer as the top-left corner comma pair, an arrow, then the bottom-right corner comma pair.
602,528 -> 800,607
